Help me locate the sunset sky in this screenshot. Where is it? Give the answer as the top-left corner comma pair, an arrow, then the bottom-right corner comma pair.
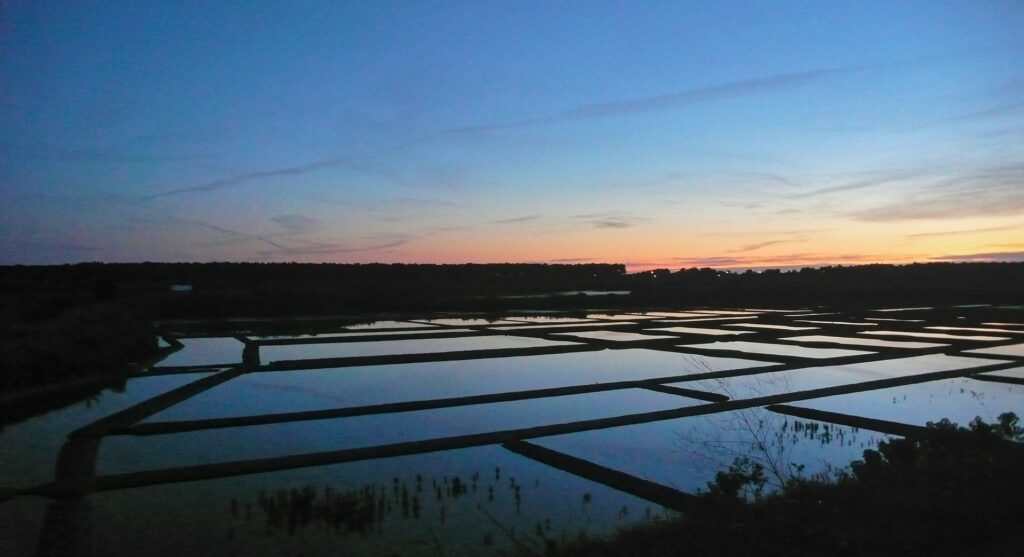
2,1 -> 1022,270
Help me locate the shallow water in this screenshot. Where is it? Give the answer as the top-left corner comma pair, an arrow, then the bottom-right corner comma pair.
780,335 -> 945,349
550,330 -> 680,342
790,376 -> 1024,427
5,305 -> 1024,557
260,335 -> 579,362
677,340 -> 872,359
158,338 -> 244,367
101,388 -> 699,474
142,350 -> 770,421
0,372 -> 216,488
533,408 -> 888,494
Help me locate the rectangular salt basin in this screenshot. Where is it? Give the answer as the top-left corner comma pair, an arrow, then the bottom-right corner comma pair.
505,316 -> 595,323
789,376 -> 1024,428
796,320 -> 877,327
965,343 -> 1024,358
260,335 -> 579,362
0,372 -> 216,488
489,322 -> 632,331
692,310 -> 756,315
587,313 -> 662,320
145,350 -> 772,421
533,408 -> 891,494
629,311 -> 710,318
781,335 -> 945,349
649,326 -> 752,336
723,323 -> 819,331
101,388 -> 701,473
668,354 -> 1002,401
411,318 -> 524,326
651,316 -> 756,324
346,320 -> 437,330
256,328 -> 477,341
551,330 -> 680,342
978,366 -> 1024,380
88,445 -> 664,557
926,326 -> 1024,334
860,330 -> 1009,342
156,337 -> 243,367
677,341 -> 872,359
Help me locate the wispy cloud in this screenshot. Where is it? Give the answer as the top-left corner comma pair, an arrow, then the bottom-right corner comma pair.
791,169 -> 923,198
492,215 -> 540,225
253,235 -> 415,259
7,144 -> 215,164
571,212 -> 649,229
666,251 -> 922,269
930,250 -> 1024,263
449,65 -> 864,134
850,164 -> 1024,221
167,215 -> 289,250
731,239 -> 807,253
906,224 -> 1021,238
141,155 -> 362,200
934,101 -> 1024,125
719,201 -> 764,210
270,214 -> 321,234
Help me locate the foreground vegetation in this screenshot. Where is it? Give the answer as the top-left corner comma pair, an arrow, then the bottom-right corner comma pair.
554,414 -> 1024,557
0,303 -> 157,392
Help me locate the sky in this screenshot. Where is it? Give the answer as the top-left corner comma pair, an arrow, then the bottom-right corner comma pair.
1,1 -> 1023,271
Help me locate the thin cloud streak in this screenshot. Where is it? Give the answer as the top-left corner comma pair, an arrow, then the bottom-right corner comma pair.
930,250 -> 1024,262
169,216 -> 290,250
270,214 -> 321,234
448,65 -> 865,134
141,155 -> 361,200
791,169 -> 922,198
907,224 -> 1021,238
570,212 -> 650,230
492,215 -> 540,225
731,239 -> 806,253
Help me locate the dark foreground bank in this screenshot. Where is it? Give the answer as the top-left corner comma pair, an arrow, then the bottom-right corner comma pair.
552,414 -> 1024,557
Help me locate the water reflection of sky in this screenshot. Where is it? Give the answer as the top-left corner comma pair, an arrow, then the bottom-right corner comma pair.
673,354 -> 1002,400
533,409 -> 891,494
781,335 -> 945,349
88,446 -> 663,557
0,372 -> 215,487
102,388 -> 699,473
678,340 -> 872,359
8,304 -> 1024,557
260,335 -> 579,362
144,350 -> 770,421
966,343 -> 1024,358
158,338 -> 243,367
789,376 -> 1024,427
550,330 -> 680,342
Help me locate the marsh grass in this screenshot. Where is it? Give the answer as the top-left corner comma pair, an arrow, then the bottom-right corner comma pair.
554,413 -> 1024,557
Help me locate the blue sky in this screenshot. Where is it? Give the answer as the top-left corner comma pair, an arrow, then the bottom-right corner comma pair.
2,1 -> 1022,268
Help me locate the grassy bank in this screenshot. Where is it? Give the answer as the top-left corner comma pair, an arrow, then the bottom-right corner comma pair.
552,414 -> 1024,557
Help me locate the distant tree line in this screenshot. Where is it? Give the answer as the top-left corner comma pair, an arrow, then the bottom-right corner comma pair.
1,262 -> 1021,321
629,263 -> 1024,307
